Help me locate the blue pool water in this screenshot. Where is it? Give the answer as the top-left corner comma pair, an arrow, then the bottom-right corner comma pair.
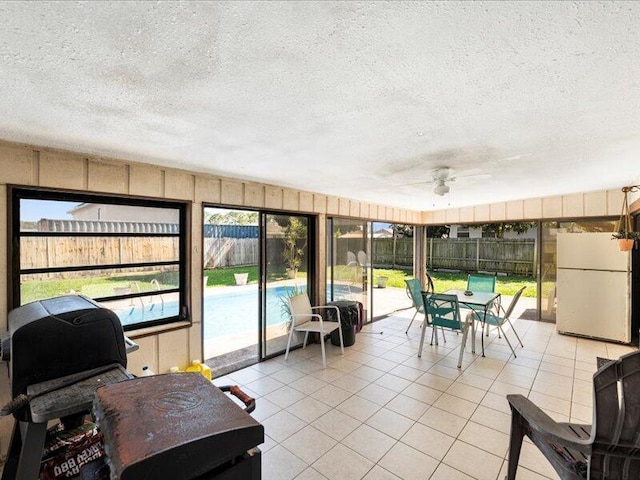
202,285 -> 302,340
117,285 -> 303,337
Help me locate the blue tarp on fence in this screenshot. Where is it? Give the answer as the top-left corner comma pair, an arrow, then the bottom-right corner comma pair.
203,224 -> 259,238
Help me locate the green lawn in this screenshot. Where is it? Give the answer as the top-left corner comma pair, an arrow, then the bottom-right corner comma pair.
370,269 -> 536,297
21,266 -> 538,304
21,271 -> 179,304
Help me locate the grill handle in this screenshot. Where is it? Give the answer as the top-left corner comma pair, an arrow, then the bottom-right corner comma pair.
218,385 -> 256,414
124,336 -> 139,354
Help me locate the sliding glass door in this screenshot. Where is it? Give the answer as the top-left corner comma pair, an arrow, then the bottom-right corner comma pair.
327,217 -> 371,323
202,207 -> 312,373
539,218 -> 617,322
262,214 -> 311,357
202,208 -> 260,371
371,223 -> 415,318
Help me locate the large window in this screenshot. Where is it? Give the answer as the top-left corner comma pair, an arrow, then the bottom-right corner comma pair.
9,187 -> 189,330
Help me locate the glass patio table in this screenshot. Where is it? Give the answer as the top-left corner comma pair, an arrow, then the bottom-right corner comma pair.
443,289 -> 501,357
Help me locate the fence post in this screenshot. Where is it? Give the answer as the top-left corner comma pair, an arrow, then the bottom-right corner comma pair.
392,232 -> 397,269
476,238 -> 480,272
429,237 -> 433,268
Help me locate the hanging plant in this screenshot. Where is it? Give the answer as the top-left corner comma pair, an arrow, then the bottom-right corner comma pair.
612,185 -> 640,251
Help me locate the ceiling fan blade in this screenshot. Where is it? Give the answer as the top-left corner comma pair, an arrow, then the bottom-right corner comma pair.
400,180 -> 435,186
453,173 -> 492,182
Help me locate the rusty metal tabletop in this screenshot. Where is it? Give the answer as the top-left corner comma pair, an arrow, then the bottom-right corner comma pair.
94,373 -> 264,480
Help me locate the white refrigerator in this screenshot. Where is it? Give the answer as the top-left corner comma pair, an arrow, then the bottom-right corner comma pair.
556,232 -> 632,343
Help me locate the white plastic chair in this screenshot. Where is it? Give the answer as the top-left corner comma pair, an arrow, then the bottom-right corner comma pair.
285,293 -> 344,367
357,250 -> 370,268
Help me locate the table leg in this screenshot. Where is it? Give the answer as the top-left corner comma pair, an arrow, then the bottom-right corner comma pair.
480,307 -> 487,357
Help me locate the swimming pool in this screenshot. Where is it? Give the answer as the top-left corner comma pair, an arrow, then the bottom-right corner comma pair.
116,285 -> 303,338
116,283 -> 357,339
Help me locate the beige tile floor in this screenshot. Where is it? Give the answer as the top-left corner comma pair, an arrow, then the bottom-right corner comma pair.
214,309 -> 636,480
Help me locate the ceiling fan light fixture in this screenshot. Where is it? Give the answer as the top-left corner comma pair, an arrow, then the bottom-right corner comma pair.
434,180 -> 450,196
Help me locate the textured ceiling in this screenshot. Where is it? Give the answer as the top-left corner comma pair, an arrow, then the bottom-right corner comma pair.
1,1 -> 640,210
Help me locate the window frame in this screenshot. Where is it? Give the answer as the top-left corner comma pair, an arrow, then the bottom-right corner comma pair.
8,186 -> 191,331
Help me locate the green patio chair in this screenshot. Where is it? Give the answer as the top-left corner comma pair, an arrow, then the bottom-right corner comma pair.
467,273 -> 496,293
404,275 -> 441,336
468,286 -> 525,357
467,273 -> 499,335
419,293 -> 474,368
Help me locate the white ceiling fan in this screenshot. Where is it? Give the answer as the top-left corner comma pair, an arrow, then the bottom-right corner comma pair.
403,167 -> 492,196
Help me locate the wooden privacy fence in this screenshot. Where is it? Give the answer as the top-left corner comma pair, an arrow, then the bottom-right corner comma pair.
203,237 -> 258,268
21,237 -> 180,279
427,238 -> 536,275
371,238 -> 413,267
21,235 -> 536,277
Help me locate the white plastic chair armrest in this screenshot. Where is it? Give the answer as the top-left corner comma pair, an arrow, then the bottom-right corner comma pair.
310,305 -> 342,326
291,312 -> 323,325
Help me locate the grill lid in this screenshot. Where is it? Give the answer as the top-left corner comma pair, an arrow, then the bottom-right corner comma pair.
94,373 -> 264,480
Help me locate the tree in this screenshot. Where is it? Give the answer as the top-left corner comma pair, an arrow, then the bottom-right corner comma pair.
426,225 -> 450,238
461,222 -> 536,239
391,224 -> 414,238
204,210 -> 258,225
274,216 -> 308,275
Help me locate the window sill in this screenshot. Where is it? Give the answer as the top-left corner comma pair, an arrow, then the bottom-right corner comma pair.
126,321 -> 192,340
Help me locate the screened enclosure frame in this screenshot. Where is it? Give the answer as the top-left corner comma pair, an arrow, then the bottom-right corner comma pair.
8,186 -> 190,331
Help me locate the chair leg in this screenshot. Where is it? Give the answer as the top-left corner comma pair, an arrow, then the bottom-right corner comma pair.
440,327 -> 446,344
405,310 -> 418,334
507,413 -> 526,480
506,318 -> 524,347
418,319 -> 428,357
303,331 -> 309,348
473,318 -> 477,354
499,325 -> 517,358
320,333 -> 327,367
284,326 -> 295,361
457,324 -> 469,368
466,313 -> 476,354
337,326 -> 344,356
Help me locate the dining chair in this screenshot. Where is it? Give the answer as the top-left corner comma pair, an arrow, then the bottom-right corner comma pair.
404,274 -> 435,333
467,273 -> 496,293
357,250 -> 370,268
419,293 -> 474,368
469,286 -> 525,357
284,293 -> 344,367
466,273 -> 499,335
506,349 -> 640,479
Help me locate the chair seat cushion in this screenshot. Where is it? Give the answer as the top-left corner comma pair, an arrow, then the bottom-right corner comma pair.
481,313 -> 503,326
295,321 -> 341,334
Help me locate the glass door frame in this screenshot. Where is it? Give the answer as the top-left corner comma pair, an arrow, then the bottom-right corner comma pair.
260,211 -> 316,360
536,216 -> 618,323
326,216 -> 373,324
201,205 -> 315,366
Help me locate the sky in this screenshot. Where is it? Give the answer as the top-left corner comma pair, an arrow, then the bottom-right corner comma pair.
20,202 -> 397,225
20,200 -> 79,221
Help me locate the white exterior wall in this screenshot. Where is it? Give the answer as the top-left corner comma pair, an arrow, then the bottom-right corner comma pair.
69,204 -> 180,223
448,225 -> 537,239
